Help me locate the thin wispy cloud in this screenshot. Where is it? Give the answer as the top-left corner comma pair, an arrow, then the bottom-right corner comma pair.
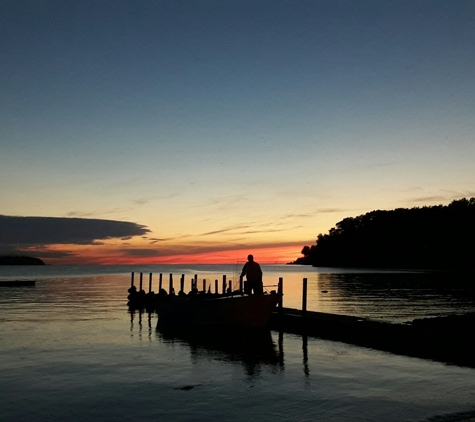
121,248 -> 162,257
197,224 -> 253,237
148,237 -> 168,244
66,207 -> 134,218
410,195 -> 451,204
118,238 -> 309,259
16,246 -> 77,259
284,208 -> 345,219
240,227 -> 291,235
408,191 -> 475,205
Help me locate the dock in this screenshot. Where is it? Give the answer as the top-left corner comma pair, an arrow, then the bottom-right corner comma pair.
270,308 -> 475,368
128,272 -> 475,368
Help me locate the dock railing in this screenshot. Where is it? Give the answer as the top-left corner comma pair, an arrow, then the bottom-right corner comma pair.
129,271 -> 287,299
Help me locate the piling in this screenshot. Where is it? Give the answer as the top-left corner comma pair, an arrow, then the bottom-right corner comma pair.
169,274 -> 173,294
215,279 -> 219,294
159,273 -> 163,291
149,273 -> 153,293
139,273 -> 143,291
131,272 -> 134,288
222,275 -> 226,294
180,274 -> 185,293
278,277 -> 283,314
302,278 -> 308,318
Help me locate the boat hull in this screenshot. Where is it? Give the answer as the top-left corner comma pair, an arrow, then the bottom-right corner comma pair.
157,293 -> 282,328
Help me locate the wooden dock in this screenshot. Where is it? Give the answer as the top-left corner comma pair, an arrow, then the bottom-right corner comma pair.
270,307 -> 475,369
128,272 -> 475,368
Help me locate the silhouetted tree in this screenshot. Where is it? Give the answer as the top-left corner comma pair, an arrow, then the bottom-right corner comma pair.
291,198 -> 475,270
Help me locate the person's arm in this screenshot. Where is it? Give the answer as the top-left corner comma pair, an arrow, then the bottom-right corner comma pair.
240,263 -> 247,279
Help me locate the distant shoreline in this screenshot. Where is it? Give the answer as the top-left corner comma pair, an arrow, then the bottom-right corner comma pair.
0,256 -> 45,265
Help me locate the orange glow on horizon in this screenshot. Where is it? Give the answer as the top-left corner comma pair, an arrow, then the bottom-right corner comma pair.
141,246 -> 302,265
41,244 -> 304,266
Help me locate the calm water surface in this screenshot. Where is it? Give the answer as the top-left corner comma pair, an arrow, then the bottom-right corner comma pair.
1,265 -> 475,421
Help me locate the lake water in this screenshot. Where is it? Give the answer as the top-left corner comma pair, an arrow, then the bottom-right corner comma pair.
1,265 -> 475,421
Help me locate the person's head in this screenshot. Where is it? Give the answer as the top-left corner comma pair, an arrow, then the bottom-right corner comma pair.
247,254 -> 254,262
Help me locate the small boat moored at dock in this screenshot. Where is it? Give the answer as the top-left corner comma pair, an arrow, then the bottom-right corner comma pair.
157,292 -> 282,328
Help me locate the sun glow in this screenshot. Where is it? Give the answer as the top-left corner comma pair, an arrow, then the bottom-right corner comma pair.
143,245 -> 303,265
38,244 -> 304,266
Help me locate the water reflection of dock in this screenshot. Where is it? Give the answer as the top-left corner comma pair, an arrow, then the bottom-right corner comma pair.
157,325 -> 284,375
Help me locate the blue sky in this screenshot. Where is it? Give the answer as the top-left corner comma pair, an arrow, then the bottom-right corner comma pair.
1,1 -> 474,264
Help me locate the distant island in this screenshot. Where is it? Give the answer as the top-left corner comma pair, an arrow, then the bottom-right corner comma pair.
0,256 -> 45,265
289,198 -> 475,271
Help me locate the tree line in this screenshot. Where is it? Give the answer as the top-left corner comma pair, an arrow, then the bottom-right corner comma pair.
290,198 -> 475,270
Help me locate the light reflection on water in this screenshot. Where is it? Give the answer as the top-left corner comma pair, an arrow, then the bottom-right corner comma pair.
0,269 -> 475,421
1,264 -> 474,322
306,272 -> 475,322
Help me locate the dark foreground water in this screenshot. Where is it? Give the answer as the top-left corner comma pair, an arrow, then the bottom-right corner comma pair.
1,265 -> 475,421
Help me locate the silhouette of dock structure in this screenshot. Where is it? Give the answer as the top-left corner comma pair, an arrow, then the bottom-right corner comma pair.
128,272 -> 475,368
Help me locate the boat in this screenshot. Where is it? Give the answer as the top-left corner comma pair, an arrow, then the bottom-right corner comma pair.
156,292 -> 282,328
0,280 -> 36,287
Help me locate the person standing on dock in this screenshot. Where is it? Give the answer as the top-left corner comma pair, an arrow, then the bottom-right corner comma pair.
240,254 -> 263,295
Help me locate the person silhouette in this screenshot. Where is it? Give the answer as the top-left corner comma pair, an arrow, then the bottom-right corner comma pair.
240,254 -> 263,295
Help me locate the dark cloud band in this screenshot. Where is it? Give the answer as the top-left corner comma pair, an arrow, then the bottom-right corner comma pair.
0,215 -> 150,246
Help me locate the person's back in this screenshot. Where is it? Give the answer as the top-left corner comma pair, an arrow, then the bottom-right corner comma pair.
242,260 -> 261,282
241,254 -> 263,294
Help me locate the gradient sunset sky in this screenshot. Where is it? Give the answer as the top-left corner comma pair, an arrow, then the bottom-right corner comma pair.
1,1 -> 474,265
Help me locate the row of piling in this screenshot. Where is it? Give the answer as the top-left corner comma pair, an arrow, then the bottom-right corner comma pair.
130,272 -> 243,296
129,272 -> 309,316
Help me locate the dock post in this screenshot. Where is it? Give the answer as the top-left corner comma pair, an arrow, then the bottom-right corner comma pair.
228,280 -> 232,293
302,278 -> 308,318
194,274 -> 198,291
278,277 -> 283,314
159,273 -> 163,291
148,273 -> 152,293
215,279 -> 219,294
169,274 -> 173,294
222,275 -> 227,294
180,274 -> 185,293
131,272 -> 134,288
203,279 -> 206,293
139,273 -> 143,291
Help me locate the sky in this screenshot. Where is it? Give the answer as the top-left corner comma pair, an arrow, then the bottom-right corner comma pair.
1,0 -> 474,265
